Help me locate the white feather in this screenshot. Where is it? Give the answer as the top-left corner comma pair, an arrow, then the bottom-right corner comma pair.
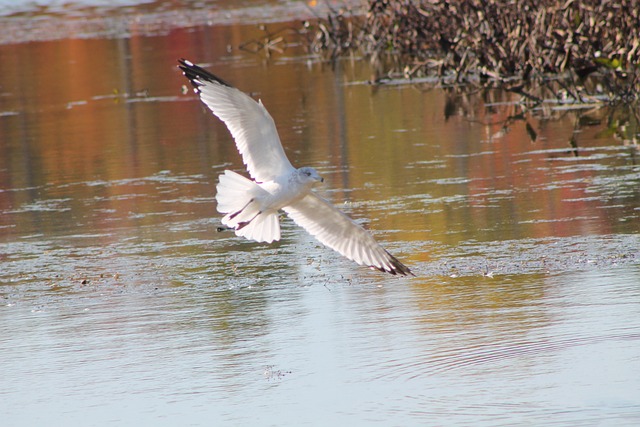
284,194 -> 411,275
181,61 -> 295,183
180,59 -> 412,275
215,170 -> 281,243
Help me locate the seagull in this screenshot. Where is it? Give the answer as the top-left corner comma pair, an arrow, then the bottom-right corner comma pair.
178,59 -> 413,276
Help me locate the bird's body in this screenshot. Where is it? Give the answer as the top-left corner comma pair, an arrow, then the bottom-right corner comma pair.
178,59 -> 413,276
216,167 -> 322,243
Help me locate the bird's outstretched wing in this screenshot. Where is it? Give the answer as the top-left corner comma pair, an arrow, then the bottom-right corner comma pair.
283,194 -> 413,276
178,59 -> 295,183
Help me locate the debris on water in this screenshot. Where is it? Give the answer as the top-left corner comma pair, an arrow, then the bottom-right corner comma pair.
238,24 -> 292,57
482,265 -> 495,278
421,234 -> 639,278
263,365 -> 291,381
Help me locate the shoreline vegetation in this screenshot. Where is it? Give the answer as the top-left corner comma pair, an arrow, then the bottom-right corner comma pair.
237,1 -> 639,150
296,0 -> 639,104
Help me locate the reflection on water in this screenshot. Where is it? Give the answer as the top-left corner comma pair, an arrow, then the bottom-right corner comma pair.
3,265 -> 640,425
1,6 -> 640,426
0,0 -> 359,44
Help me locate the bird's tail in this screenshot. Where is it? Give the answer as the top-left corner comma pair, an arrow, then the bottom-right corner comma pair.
216,170 -> 281,243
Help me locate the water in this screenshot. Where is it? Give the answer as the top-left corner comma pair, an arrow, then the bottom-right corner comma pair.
1,2 -> 640,425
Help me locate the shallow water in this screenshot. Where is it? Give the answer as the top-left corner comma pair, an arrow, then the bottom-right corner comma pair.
1,2 -> 640,426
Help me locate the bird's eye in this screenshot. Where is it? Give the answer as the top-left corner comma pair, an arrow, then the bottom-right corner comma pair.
304,171 -> 311,176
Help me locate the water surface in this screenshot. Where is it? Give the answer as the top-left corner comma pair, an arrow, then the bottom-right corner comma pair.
1,3 -> 639,426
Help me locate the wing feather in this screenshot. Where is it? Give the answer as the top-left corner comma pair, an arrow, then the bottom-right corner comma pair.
178,59 -> 295,183
284,194 -> 413,276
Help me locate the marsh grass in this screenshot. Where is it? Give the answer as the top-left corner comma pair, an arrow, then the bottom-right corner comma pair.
298,0 -> 640,103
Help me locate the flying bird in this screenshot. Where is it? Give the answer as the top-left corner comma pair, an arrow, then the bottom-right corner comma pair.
178,59 -> 413,276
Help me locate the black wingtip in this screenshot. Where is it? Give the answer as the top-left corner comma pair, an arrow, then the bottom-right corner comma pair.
376,252 -> 414,277
390,256 -> 415,277
177,58 -> 233,89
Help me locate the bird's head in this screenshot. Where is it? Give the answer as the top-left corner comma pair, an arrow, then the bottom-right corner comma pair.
297,167 -> 324,186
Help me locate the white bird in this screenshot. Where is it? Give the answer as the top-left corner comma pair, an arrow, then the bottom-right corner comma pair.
178,59 -> 413,276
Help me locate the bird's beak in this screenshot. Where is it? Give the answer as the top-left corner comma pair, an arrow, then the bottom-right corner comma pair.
320,177 -> 324,183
